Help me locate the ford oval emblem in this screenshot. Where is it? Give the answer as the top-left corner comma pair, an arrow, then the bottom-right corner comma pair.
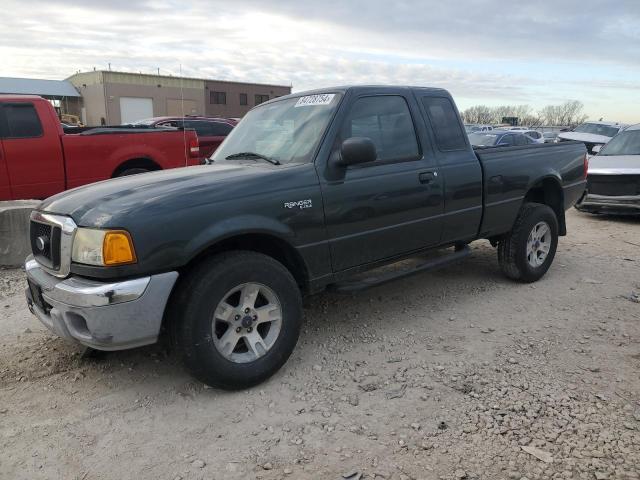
36,236 -> 48,251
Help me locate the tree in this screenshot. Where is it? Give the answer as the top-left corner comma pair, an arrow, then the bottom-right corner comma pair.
462,100 -> 588,127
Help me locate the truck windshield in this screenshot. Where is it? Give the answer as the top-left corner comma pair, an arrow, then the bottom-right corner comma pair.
573,123 -> 620,138
599,130 -> 640,156
212,93 -> 342,165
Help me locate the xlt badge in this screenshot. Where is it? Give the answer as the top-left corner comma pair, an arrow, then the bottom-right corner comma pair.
284,199 -> 312,210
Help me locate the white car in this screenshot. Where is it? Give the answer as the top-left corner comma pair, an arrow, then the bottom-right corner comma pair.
504,128 -> 545,144
465,124 -> 494,134
575,124 -> 640,215
522,130 -> 545,144
556,121 -> 628,154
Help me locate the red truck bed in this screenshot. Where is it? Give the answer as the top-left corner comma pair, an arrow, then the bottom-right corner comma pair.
0,95 -> 202,200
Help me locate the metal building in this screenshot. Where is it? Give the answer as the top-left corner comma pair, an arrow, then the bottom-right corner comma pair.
67,71 -> 291,126
0,77 -> 82,119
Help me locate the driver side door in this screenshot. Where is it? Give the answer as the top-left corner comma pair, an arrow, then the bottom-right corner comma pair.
319,93 -> 444,272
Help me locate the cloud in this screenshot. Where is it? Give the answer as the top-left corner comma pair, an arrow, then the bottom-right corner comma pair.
1,0 -> 639,120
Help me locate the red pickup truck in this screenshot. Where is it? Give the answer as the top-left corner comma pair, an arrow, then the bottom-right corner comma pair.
0,95 -> 202,200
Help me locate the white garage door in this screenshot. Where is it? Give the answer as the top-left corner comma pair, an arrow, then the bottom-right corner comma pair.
119,97 -> 153,124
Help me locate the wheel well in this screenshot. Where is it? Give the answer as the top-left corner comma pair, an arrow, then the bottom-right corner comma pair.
112,158 -> 161,177
181,233 -> 309,290
524,178 -> 566,235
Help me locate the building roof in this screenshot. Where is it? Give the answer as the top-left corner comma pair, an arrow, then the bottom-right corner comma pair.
0,77 -> 80,97
67,70 -> 291,90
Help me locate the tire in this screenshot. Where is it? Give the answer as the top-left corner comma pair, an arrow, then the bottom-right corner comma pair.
115,168 -> 149,177
497,202 -> 559,283
169,251 -> 303,390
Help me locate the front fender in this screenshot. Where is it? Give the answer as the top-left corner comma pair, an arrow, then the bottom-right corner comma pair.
185,214 -> 296,262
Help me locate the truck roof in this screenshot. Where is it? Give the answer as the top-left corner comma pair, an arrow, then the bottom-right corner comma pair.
265,85 -> 450,105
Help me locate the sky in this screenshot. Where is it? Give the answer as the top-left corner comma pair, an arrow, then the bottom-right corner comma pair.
2,0 -> 639,122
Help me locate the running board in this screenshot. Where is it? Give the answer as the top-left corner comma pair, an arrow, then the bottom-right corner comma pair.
329,245 -> 471,293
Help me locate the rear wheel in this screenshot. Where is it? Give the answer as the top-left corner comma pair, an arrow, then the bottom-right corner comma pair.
169,251 -> 303,390
497,202 -> 558,283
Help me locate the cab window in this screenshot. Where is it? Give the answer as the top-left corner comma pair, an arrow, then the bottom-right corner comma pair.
421,96 -> 467,151
1,103 -> 43,138
341,95 -> 420,162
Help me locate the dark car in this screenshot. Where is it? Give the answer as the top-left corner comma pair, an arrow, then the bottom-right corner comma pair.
469,130 -> 536,148
26,85 -> 587,390
134,116 -> 236,157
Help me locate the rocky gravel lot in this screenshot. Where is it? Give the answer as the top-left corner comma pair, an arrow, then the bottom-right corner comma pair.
1,209 -> 639,480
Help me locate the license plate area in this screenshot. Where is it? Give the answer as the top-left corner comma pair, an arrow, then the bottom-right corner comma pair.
27,279 -> 49,313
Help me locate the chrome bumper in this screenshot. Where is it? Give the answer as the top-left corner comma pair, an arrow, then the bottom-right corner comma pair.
25,256 -> 178,351
578,193 -> 640,213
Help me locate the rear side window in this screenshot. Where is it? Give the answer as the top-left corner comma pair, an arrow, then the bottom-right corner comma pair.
422,97 -> 467,151
342,95 -> 420,162
501,135 -> 515,146
514,135 -> 528,146
210,122 -> 233,136
184,121 -> 215,136
1,103 -> 43,138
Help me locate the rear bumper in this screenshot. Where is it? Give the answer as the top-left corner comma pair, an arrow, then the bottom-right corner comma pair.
576,193 -> 640,214
25,256 -> 178,351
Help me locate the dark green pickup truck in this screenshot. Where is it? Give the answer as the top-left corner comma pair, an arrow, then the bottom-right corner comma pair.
25,86 -> 587,389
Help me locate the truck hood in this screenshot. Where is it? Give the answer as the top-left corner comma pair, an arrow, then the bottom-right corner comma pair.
40,162 -> 276,226
558,132 -> 612,145
588,154 -> 640,175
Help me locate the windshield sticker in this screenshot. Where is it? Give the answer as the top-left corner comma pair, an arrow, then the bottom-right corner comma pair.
295,94 -> 335,108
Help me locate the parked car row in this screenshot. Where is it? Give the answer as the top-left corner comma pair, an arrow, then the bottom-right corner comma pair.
470,121 -> 628,152
466,125 -> 557,147
468,130 -> 537,147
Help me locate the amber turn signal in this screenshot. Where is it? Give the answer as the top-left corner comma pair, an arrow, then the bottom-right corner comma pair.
103,230 -> 137,265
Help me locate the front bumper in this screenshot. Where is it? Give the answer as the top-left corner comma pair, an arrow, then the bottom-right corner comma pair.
576,193 -> 640,214
25,256 -> 178,351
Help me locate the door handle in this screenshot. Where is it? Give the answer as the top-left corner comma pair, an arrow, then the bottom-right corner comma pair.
419,171 -> 437,184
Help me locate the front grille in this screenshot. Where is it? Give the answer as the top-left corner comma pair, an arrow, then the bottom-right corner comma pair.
30,220 -> 61,270
588,175 -> 640,197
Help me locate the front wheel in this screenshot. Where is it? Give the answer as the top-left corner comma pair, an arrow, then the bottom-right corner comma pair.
497,202 -> 559,283
169,251 -> 303,390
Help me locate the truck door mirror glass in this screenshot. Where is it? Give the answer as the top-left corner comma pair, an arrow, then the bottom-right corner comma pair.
339,137 -> 377,166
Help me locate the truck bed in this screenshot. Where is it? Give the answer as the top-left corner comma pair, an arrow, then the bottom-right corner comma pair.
475,141 -> 588,237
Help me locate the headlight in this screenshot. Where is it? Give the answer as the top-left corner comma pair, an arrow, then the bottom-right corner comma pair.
72,228 -> 137,266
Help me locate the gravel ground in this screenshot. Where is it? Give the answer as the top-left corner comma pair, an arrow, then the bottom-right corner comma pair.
1,209 -> 639,480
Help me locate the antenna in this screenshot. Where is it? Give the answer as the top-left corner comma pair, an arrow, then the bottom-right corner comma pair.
179,64 -> 188,167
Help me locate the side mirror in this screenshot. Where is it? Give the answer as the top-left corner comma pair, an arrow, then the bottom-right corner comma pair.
591,144 -> 602,155
338,137 -> 377,167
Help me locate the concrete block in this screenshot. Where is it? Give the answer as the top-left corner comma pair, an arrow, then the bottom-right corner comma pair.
0,200 -> 40,267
